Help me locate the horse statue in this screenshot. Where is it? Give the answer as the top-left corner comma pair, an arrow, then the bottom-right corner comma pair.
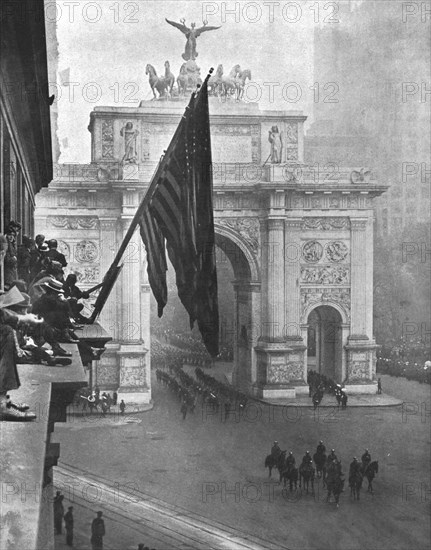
281,464 -> 299,491
208,64 -> 223,96
361,460 -> 378,493
313,451 -> 327,481
265,450 -> 286,480
221,64 -> 241,98
235,69 -> 251,100
177,64 -> 188,96
349,470 -> 363,500
299,462 -> 315,494
164,61 -> 175,96
145,64 -> 168,99
326,461 -> 344,506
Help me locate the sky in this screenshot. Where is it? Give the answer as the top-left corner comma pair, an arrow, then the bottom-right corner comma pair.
53,0 -> 359,163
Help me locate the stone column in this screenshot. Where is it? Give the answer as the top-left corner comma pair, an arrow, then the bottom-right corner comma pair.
99,218 -> 119,339
116,189 -> 150,405
345,217 -> 378,392
350,218 -> 368,337
266,218 -> 285,341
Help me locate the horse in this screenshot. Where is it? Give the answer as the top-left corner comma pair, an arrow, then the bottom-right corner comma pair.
265,450 -> 286,480
362,461 -> 378,493
164,61 -> 175,96
145,64 -> 168,99
313,451 -> 327,480
349,470 -> 363,500
221,64 -> 241,98
208,64 -> 223,96
299,463 -> 315,494
326,462 -> 344,506
235,69 -> 251,100
281,464 -> 299,491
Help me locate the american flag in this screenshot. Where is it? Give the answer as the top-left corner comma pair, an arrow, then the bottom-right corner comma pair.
139,75 -> 219,357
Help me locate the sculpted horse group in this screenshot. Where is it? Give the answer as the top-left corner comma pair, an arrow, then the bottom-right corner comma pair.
146,61 -> 252,100
146,62 -> 176,99
208,64 -> 252,100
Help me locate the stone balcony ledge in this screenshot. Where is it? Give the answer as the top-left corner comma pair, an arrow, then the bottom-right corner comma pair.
0,345 -> 87,550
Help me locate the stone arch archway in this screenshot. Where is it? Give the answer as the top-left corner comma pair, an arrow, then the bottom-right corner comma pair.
306,305 -> 345,383
214,223 -> 261,390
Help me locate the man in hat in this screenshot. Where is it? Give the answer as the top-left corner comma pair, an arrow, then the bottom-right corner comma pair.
0,287 -> 43,420
64,506 -> 74,546
53,491 -> 64,535
91,511 -> 105,550
3,221 -> 21,288
47,239 -> 67,267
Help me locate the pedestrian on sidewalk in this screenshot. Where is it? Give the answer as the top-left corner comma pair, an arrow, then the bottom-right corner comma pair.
181,399 -> 188,420
53,491 -> 64,535
119,399 -> 126,415
91,511 -> 105,550
64,506 -> 74,546
377,377 -> 382,394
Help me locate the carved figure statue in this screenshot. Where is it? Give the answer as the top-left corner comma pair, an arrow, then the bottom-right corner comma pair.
120,122 -> 139,164
165,18 -> 220,61
268,125 -> 283,164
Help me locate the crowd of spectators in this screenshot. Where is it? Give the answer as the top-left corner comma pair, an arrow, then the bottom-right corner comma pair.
0,222 -> 101,421
377,340 -> 430,384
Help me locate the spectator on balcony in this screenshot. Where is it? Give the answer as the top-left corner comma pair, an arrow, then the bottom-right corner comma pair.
17,236 -> 34,283
47,239 -> 67,267
0,287 -> 43,421
3,221 -> 22,289
29,234 -> 46,280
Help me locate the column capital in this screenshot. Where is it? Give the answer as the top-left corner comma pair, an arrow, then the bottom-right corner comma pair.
267,218 -> 285,230
99,217 -> 118,230
350,218 -> 368,231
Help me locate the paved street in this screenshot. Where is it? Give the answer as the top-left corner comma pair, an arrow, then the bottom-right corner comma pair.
54,374 -> 430,550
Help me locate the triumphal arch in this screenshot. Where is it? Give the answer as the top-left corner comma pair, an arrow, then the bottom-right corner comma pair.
36,30 -> 386,402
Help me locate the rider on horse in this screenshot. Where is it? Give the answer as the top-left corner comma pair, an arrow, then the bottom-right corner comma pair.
301,451 -> 313,467
317,440 -> 326,455
326,449 -> 338,465
286,451 -> 296,468
349,457 -> 360,481
361,449 -> 371,469
271,441 -> 281,460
